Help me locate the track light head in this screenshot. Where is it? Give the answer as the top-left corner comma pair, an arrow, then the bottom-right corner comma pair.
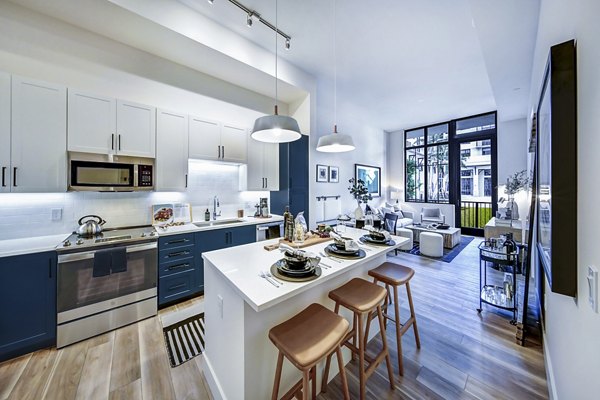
207,0 -> 214,4
285,38 -> 291,50
246,13 -> 253,27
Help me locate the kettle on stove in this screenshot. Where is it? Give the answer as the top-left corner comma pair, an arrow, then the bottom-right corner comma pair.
76,215 -> 106,237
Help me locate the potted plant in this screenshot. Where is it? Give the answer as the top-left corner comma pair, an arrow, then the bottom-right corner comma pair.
499,170 -> 530,221
348,178 -> 372,219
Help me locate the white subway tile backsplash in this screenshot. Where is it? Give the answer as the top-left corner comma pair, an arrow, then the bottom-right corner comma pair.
0,164 -> 269,240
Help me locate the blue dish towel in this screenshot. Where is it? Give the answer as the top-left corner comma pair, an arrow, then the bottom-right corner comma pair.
93,249 -> 112,277
111,248 -> 127,273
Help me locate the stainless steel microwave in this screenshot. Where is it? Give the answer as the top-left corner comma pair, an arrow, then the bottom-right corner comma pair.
68,153 -> 154,192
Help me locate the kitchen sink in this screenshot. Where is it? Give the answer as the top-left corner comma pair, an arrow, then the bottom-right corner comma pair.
194,218 -> 245,228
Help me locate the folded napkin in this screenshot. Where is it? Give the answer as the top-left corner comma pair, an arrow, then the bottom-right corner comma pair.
278,244 -> 318,260
330,232 -> 360,251
366,227 -> 392,241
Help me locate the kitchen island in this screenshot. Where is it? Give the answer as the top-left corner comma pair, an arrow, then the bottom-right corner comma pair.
202,227 -> 408,399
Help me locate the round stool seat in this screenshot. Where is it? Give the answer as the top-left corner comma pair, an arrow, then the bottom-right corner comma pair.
420,232 -> 443,257
328,278 -> 387,313
269,303 -> 349,369
368,262 -> 415,286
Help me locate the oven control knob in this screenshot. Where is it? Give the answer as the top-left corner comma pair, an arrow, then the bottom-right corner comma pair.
76,239 -> 84,245
141,232 -> 147,237
63,240 -> 71,247
149,231 -> 156,237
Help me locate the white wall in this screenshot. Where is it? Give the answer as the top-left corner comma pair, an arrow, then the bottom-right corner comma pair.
497,118 -> 528,182
308,77 -> 387,227
528,1 -> 600,399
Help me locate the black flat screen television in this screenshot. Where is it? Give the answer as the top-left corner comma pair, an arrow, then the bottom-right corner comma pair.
535,39 -> 577,297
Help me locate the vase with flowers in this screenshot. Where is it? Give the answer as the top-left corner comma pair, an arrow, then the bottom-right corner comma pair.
348,178 -> 373,219
499,170 -> 530,222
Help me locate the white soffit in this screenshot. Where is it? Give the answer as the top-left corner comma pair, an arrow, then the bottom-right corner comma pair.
8,0 -> 308,105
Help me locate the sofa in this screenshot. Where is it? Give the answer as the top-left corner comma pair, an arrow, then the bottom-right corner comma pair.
374,203 -> 414,228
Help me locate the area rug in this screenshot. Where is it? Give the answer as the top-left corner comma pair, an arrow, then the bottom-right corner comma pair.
163,312 -> 205,367
404,235 -> 474,262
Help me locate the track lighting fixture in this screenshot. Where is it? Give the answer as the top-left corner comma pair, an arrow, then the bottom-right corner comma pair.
214,0 -> 292,50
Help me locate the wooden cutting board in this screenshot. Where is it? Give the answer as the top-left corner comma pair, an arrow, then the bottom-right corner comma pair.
263,234 -> 332,251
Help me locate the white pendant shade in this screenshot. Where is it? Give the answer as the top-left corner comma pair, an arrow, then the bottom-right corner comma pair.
251,111 -> 301,143
316,125 -> 355,153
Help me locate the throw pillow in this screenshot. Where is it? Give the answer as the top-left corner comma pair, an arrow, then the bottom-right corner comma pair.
395,210 -> 404,218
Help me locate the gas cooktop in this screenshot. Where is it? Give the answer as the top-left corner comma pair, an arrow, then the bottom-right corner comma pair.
57,225 -> 157,252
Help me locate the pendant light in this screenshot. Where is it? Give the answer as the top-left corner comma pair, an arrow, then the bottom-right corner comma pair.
251,0 -> 301,143
316,0 -> 355,153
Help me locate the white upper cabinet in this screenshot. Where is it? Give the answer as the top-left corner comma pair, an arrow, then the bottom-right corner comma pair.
189,116 -> 220,161
244,136 -> 279,191
0,71 -> 10,192
116,100 -> 155,158
221,124 -> 247,163
68,90 -> 116,154
188,116 -> 247,163
156,109 -> 188,192
68,90 -> 155,157
11,76 -> 67,193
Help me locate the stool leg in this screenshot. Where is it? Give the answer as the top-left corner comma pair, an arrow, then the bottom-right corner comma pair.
357,312 -> 366,400
335,346 -> 350,400
272,351 -> 284,400
302,370 -> 310,400
364,310 -> 372,348
311,366 -> 316,400
377,304 -> 395,389
393,285 -> 404,376
406,282 -> 421,349
321,302 -> 341,392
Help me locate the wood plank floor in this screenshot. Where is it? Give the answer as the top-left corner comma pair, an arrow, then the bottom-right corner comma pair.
0,238 -> 548,399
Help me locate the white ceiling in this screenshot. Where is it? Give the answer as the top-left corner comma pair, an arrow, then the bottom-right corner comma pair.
178,0 -> 540,129
8,0 -> 540,131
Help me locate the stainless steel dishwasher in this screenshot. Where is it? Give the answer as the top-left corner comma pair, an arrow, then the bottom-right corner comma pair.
256,221 -> 284,241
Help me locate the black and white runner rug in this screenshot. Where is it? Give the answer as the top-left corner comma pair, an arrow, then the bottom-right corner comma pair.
162,312 -> 205,367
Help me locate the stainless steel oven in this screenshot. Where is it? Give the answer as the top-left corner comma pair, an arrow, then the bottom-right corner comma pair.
56,226 -> 157,348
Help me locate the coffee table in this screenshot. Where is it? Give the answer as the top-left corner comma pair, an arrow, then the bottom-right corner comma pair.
407,224 -> 461,249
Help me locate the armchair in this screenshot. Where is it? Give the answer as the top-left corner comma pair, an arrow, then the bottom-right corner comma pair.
421,207 -> 445,225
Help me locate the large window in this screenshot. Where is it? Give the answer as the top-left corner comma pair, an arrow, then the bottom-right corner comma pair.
405,123 -> 449,203
405,112 -> 496,205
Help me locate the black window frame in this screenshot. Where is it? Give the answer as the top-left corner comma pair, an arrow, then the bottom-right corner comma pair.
404,111 -> 497,205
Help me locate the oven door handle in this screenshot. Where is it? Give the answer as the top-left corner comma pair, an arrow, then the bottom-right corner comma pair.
58,242 -> 157,263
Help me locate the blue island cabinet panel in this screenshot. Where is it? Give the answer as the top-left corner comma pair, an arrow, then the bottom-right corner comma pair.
0,251 -> 57,362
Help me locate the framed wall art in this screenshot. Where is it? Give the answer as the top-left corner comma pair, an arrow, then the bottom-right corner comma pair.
316,164 -> 328,182
355,164 -> 381,197
328,166 -> 339,183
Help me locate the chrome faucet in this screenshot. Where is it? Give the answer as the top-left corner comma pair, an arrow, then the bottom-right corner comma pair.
213,196 -> 221,220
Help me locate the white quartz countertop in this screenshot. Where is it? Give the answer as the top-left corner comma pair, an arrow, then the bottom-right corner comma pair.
203,227 -> 408,312
0,233 -> 71,258
155,214 -> 284,236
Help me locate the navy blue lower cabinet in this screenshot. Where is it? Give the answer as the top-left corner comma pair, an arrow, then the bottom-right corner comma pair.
230,225 -> 256,247
158,234 -> 200,307
0,251 -> 57,362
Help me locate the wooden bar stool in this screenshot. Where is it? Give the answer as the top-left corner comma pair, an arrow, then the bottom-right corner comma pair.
322,278 -> 395,399
269,303 -> 350,400
367,262 -> 421,376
